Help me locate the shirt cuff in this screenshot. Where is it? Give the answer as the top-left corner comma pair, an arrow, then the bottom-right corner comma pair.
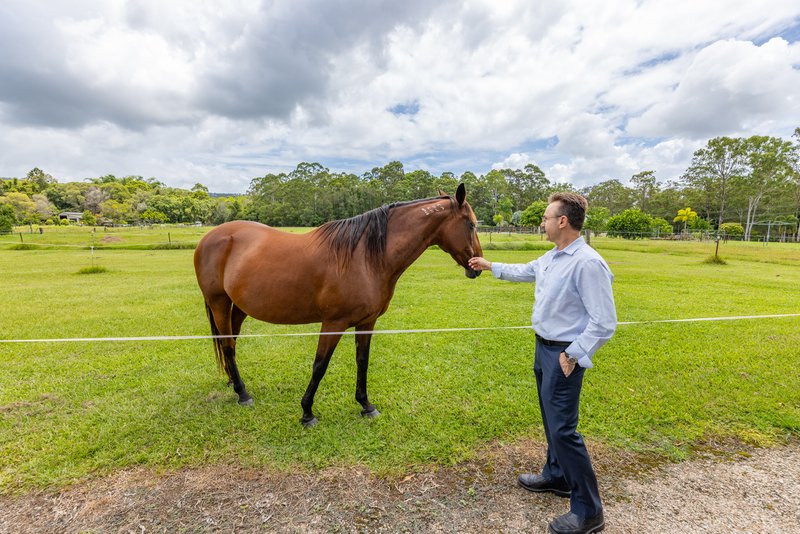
566,343 -> 593,369
490,263 -> 503,278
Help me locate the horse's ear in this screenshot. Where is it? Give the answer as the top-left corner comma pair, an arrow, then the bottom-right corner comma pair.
456,183 -> 466,206
438,189 -> 448,197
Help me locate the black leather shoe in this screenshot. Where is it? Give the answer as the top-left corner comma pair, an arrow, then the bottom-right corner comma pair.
548,511 -> 605,534
517,473 -> 570,497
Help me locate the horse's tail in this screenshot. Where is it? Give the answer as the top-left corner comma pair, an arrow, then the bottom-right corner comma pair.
204,302 -> 229,378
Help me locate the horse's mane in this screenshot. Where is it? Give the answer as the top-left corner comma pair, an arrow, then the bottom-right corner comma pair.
314,196 -> 452,268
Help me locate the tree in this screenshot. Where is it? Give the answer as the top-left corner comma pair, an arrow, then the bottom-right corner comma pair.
140,208 -> 167,224
100,199 -> 131,224
606,208 -> 652,239
585,179 -> 635,214
84,186 -> 111,214
630,171 -> 658,213
673,207 -> 698,232
584,206 -> 611,234
503,164 -> 551,211
497,196 -> 514,225
26,168 -> 55,192
648,181 -> 688,221
32,194 -> 57,222
100,181 -> 132,203
739,136 -> 796,240
0,192 -> 37,224
793,127 -> 800,242
681,137 -> 746,227
519,200 -> 547,226
363,161 -> 404,203
0,204 -> 15,233
483,169 -> 509,222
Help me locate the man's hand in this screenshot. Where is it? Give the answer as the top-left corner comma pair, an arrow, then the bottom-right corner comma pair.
559,352 -> 577,377
468,257 -> 491,271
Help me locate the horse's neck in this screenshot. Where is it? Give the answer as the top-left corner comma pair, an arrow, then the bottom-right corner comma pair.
383,199 -> 450,280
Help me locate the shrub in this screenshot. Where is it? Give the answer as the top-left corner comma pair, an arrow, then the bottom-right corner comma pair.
606,209 -> 653,239
0,204 -> 15,234
689,217 -> 712,231
719,222 -> 744,237
651,217 -> 673,236
81,210 -> 97,226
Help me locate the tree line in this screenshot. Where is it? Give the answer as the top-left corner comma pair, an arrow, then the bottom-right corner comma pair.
2,130 -> 799,241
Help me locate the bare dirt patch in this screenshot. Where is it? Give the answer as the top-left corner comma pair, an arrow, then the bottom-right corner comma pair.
1,439 -> 798,533
99,236 -> 122,244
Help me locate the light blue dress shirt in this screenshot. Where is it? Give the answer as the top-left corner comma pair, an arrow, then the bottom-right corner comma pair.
490,236 -> 617,369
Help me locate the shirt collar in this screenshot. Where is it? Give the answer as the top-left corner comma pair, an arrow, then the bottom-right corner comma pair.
555,235 -> 585,256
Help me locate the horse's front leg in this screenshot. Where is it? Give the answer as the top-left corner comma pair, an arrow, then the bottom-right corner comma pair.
355,323 -> 380,418
300,323 -> 344,428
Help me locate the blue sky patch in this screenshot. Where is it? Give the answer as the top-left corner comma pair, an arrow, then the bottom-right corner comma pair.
388,100 -> 420,116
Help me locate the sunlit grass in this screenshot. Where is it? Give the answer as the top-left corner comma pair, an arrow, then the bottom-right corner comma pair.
1,234 -> 798,493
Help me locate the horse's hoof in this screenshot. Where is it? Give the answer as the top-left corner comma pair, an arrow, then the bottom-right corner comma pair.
238,397 -> 254,407
301,417 -> 319,428
361,408 -> 380,418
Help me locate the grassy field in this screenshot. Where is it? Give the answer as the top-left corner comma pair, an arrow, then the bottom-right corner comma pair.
1,226 -> 799,494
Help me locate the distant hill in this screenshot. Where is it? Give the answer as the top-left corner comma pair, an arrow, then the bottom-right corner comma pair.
209,192 -> 242,198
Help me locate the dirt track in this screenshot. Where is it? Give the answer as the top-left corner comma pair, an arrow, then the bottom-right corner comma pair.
2,440 -> 798,533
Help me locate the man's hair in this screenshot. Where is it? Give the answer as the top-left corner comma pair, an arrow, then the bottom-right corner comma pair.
548,192 -> 588,231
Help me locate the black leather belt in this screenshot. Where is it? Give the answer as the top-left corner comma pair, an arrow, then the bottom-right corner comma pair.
535,334 -> 571,348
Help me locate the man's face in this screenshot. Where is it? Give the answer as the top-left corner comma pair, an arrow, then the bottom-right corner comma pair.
540,201 -> 565,243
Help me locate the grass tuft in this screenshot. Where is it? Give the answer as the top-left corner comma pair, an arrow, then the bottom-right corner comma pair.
76,265 -> 109,274
703,255 -> 727,265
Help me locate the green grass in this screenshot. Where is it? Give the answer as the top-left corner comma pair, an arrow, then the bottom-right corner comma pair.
0,224 -> 312,251
1,232 -> 799,494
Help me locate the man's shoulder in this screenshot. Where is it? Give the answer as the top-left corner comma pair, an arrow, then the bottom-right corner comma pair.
573,243 -> 611,268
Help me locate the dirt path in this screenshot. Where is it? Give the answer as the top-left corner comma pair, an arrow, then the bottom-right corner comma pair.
2,440 -> 798,533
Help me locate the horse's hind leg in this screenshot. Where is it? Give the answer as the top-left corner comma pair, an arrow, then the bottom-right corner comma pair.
226,304 -> 252,406
208,299 -> 252,406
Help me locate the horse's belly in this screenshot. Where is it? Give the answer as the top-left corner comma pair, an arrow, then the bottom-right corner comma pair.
228,275 -> 322,325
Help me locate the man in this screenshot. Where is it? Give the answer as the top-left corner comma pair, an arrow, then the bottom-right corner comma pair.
468,192 -> 616,534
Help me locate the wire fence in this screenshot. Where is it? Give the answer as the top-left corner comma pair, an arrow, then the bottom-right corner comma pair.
478,226 -> 800,243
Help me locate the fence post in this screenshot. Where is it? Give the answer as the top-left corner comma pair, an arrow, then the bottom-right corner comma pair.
584,229 -> 591,246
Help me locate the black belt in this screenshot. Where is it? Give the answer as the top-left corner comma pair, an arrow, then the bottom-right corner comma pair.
535,334 -> 571,348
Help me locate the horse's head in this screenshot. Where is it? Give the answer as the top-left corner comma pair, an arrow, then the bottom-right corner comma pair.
437,183 -> 483,278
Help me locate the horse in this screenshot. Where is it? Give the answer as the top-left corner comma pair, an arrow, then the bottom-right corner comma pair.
193,183 -> 483,427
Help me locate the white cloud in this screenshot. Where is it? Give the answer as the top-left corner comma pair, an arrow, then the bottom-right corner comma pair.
0,0 -> 799,193
493,153 -> 533,170
627,38 -> 800,138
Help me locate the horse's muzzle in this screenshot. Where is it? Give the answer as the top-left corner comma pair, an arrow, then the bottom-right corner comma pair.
465,267 -> 481,279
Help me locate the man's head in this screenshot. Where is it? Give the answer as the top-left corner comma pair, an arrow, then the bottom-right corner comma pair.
547,192 -> 588,231
541,192 -> 588,247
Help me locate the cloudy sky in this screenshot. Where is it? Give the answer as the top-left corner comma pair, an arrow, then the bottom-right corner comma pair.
1,0 -> 799,194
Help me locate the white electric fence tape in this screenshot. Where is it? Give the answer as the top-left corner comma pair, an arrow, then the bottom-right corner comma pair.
1,314 -> 798,344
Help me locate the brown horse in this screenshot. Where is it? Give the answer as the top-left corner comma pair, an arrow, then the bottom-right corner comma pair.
194,183 -> 482,427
